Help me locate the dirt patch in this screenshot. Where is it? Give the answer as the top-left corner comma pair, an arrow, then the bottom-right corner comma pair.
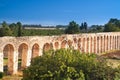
101,50 -> 120,59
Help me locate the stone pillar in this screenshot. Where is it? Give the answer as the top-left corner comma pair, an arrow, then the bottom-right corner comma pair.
97,36 -> 100,53
107,36 -> 109,51
86,37 -> 89,53
39,48 -> 43,56
110,36 -> 112,50
82,38 -> 86,53
101,36 -> 104,52
117,36 -> 119,50
115,36 -> 117,50
84,37 -> 87,53
94,36 -> 97,54
88,37 -> 91,53
119,36 -> 120,49
86,37 -> 90,53
0,51 -> 3,72
91,37 -> 93,53
13,50 -> 18,74
80,38 -> 83,53
26,49 -> 32,67
118,36 -> 120,50
104,36 -> 106,52
113,36 -> 115,50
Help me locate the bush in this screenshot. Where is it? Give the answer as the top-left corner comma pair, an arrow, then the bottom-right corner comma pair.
23,49 -> 120,80
0,72 -> 4,79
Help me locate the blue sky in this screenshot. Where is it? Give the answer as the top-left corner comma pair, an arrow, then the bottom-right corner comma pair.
0,0 -> 120,26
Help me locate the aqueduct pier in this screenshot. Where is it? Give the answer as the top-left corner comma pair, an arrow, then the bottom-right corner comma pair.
0,32 -> 120,74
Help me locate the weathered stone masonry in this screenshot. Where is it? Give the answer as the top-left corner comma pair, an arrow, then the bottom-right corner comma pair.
0,32 -> 120,74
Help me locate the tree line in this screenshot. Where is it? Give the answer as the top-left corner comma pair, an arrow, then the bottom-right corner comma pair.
0,18 -> 120,37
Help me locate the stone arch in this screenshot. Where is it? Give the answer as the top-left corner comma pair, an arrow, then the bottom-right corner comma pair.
94,36 -> 97,53
54,42 -> 59,50
43,43 -> 53,53
3,44 -> 14,74
32,43 -> 39,58
67,40 -> 73,48
73,38 -> 77,43
61,40 -> 67,48
18,43 -> 28,69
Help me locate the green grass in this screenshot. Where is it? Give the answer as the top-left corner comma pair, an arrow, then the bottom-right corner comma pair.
3,58 -> 8,66
4,58 -> 21,65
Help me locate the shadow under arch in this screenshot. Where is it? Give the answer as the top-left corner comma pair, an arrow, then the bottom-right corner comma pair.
18,43 -> 28,70
61,40 -> 67,49
3,44 -> 14,75
43,43 -> 53,53
32,43 -> 39,58
54,42 -> 59,50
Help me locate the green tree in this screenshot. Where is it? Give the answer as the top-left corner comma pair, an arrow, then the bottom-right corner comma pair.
0,21 -> 12,36
65,21 -> 80,34
80,22 -> 88,32
9,23 -> 19,36
17,22 -> 22,36
104,23 -> 120,32
104,18 -> 120,32
89,25 -> 104,33
23,49 -> 119,80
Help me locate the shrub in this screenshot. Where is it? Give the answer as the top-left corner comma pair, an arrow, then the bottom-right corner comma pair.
23,49 -> 120,80
0,72 -> 4,79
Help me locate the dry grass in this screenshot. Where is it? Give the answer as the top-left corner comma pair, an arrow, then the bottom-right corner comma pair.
106,59 -> 120,68
2,76 -> 22,80
101,50 -> 120,68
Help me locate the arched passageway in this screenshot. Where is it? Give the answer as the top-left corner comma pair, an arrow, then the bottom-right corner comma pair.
3,44 -> 14,74
61,40 -> 67,48
54,42 -> 59,50
68,40 -> 73,48
43,43 -> 53,53
18,43 -> 28,70
32,43 -> 39,58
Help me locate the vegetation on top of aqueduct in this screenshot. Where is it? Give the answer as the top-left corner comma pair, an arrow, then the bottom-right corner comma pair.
0,18 -> 120,37
22,49 -> 120,80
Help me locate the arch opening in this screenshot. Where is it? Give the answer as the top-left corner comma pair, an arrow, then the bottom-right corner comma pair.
18,43 -> 28,70
61,40 -> 67,49
54,42 -> 59,50
3,44 -> 14,74
32,43 -> 39,58
43,43 -> 53,53
68,40 -> 73,48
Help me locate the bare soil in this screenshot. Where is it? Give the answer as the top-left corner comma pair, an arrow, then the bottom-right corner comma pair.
101,50 -> 120,59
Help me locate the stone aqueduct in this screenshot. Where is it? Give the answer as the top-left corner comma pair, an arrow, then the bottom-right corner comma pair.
0,32 -> 120,74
